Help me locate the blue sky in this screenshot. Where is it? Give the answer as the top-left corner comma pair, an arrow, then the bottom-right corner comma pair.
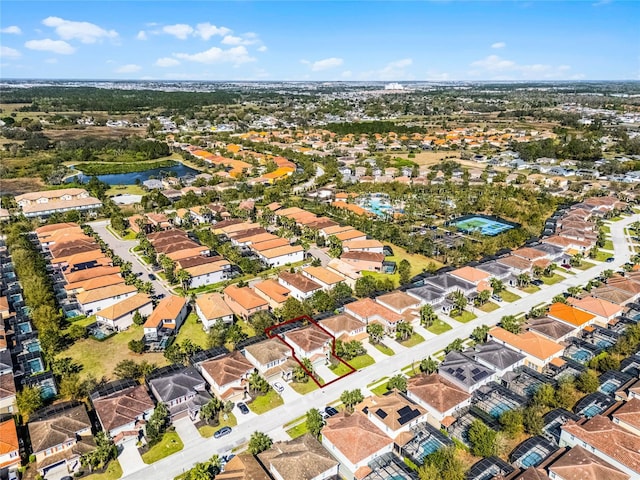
1,1 -> 638,81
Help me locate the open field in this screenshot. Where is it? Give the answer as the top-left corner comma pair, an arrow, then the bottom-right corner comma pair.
290,380 -> 319,395
175,313 -> 209,349
0,177 -> 46,195
383,243 -> 444,276
501,290 -> 521,302
541,273 -> 565,285
58,325 -> 168,381
105,184 -> 147,196
478,301 -> 500,313
400,332 -> 425,347
450,310 -> 477,323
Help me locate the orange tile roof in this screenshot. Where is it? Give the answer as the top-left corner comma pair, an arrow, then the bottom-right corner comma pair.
195,292 -> 233,320
96,293 -> 152,321
489,327 -> 564,360
345,298 -> 403,324
64,274 -> 124,292
76,283 -> 136,305
407,373 -> 471,414
224,285 -> 268,310
302,266 -> 345,286
144,295 -> 187,329
0,418 -> 19,456
548,302 -> 596,326
334,230 -> 367,242
259,244 -> 304,259
251,238 -> 290,252
451,266 -> 490,283
342,239 -> 384,250
253,279 -> 290,304
184,259 -> 231,277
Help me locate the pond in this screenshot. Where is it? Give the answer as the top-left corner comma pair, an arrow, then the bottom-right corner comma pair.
67,162 -> 200,185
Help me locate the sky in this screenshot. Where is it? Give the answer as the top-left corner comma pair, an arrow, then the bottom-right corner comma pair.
0,1 -> 638,81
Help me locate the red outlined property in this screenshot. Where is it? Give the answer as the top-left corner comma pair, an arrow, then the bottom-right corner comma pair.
264,315 -> 357,388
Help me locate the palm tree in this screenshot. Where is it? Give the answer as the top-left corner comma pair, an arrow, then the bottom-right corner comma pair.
419,356 -> 438,374
517,273 -> 531,288
176,269 -> 192,293
490,277 -> 504,293
420,304 -> 437,328
474,289 -> 491,307
450,290 -> 467,315
395,321 -> 413,341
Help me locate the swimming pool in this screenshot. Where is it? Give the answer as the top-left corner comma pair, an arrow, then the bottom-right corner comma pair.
600,381 -> 618,394
570,349 -> 591,363
24,341 -> 41,353
417,437 -> 445,461
452,216 -> 514,236
27,358 -> 44,374
489,402 -> 513,418
40,382 -> 56,399
520,451 -> 544,468
582,405 -> 602,418
362,198 -> 403,217
17,322 -> 33,334
596,339 -> 613,348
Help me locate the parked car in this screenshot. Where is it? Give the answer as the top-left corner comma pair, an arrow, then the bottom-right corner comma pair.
606,257 -> 615,263
148,273 -> 156,280
324,406 -> 339,417
532,279 -> 543,286
273,381 -> 285,393
491,294 -> 502,302
237,402 -> 249,415
561,264 -> 572,270
214,426 -> 232,439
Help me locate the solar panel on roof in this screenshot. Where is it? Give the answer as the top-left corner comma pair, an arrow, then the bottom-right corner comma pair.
376,408 -> 388,419
398,408 -> 420,425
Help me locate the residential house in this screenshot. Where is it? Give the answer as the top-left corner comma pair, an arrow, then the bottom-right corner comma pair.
321,411 -> 394,480
547,303 -> 597,330
359,391 -> 428,437
147,366 -> 211,420
406,285 -> 448,309
283,326 -> 332,366
488,327 -> 565,372
406,373 -> 472,427
567,296 -> 623,324
591,286 -> 635,306
438,351 -> 496,393
90,381 -> 155,442
258,434 -> 339,480
424,274 -> 476,299
497,255 -> 534,275
375,291 -> 421,316
253,279 -> 291,311
476,261 -> 513,282
326,258 -> 361,288
64,274 -> 125,296
95,293 -> 153,332
223,285 -> 269,320
467,341 -> 526,377
183,259 -> 231,288
16,188 -> 102,218
450,266 -> 492,292
344,298 -> 403,334
341,240 -> 384,254
0,418 -> 20,473
76,283 -> 137,315
301,266 -> 347,291
340,251 -> 385,273
200,351 -> 254,402
195,292 -> 234,331
216,453 -> 271,480
0,371 -> 17,415
611,398 -> 640,437
560,415 -> 640,478
257,245 -> 305,268
278,271 -> 322,301
0,297 -> 10,320
548,445 -> 629,480
143,295 -> 188,341
243,338 -> 297,382
28,402 -> 95,477
525,317 -> 576,343
319,314 -> 367,342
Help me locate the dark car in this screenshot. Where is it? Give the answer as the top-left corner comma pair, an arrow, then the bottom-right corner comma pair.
532,279 -> 543,286
214,426 -> 232,439
606,257 -> 615,263
148,273 -> 156,280
324,406 -> 339,417
237,402 -> 250,414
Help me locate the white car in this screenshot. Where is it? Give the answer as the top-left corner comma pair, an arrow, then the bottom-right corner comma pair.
273,381 -> 285,393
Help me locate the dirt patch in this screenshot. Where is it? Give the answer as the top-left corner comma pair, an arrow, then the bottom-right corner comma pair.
44,126 -> 146,141
393,151 -> 461,166
0,177 -> 46,195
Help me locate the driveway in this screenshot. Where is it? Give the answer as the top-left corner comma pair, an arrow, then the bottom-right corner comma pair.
88,220 -> 171,297
309,247 -> 331,267
273,381 -> 300,403
173,417 -> 200,446
118,439 -> 146,476
363,339 -> 391,363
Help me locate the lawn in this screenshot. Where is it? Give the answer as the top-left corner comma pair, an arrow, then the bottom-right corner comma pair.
84,461 -> 122,480
500,290 -> 521,303
174,312 -> 209,349
106,184 -> 146,196
286,421 -> 310,439
248,390 -> 284,414
594,250 -> 612,261
371,383 -> 391,396
478,301 -> 500,313
520,285 -> 541,294
427,319 -> 452,335
290,380 -> 319,395
382,243 -> 444,277
400,333 -> 425,347
198,413 -> 238,438
330,354 -> 375,375
575,261 -> 597,270
601,225 -> 611,234
450,310 -> 477,323
362,270 -> 399,289
236,319 -> 256,337
141,432 -> 184,464
602,240 -> 614,251
541,273 -> 565,285
373,343 -> 395,356
58,324 -> 168,381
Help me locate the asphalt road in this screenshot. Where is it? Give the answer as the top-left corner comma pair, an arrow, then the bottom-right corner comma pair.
122,214 -> 637,480
88,220 -> 172,297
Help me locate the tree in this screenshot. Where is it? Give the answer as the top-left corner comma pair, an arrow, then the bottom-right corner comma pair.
207,320 -> 228,348
367,323 -> 384,344
146,402 -> 169,445
248,371 -> 270,395
420,356 -> 438,374
474,289 -> 491,307
395,321 -> 413,341
17,385 -> 43,420
331,282 -> 353,305
113,359 -> 141,379
450,291 -> 467,315
293,364 -> 309,383
335,339 -> 365,361
490,277 -> 505,294
199,397 -> 222,424
420,304 -> 438,328
248,431 -> 273,455
249,310 -> 275,334
445,338 -> 464,353
499,409 -> 524,439
570,253 -> 584,268
398,259 -> 411,285
468,419 -> 498,457
310,290 -> 334,314
555,379 -> 577,410
133,310 -> 145,326
589,353 -> 620,372
176,269 -> 192,293
80,431 -> 117,472
522,406 -> 544,435
128,339 -> 145,354
567,286 -> 582,298
471,325 -> 490,344
576,369 -> 600,394
423,446 -> 465,480
164,342 -> 186,364
340,388 -> 364,412
533,384 -> 557,408
306,408 -> 324,438
501,315 -> 523,334
387,374 -> 407,393
354,276 -> 377,298
552,294 -> 567,304
279,297 -> 307,321
517,273 -> 531,288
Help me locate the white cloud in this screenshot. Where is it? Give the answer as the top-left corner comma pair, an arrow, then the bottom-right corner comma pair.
25,38 -> 75,54
115,63 -> 142,73
42,16 -> 118,43
174,45 -> 255,65
0,46 -> 21,58
303,57 -> 344,72
469,54 -> 579,79
45,58 -> 58,64
491,42 -> 506,49
221,33 -> 259,46
162,24 -> 194,40
155,57 -> 180,67
136,30 -> 147,40
1,26 -> 22,35
195,23 -> 231,40
363,58 -> 413,80
257,45 -> 268,52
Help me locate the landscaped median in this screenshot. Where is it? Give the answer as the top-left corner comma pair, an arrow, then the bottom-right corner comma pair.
141,431 -> 184,464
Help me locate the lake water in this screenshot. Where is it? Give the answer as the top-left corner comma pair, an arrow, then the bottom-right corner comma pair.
68,162 -> 200,185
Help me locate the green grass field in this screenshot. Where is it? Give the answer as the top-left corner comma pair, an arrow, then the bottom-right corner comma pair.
290,380 -> 319,395
374,343 -> 395,356
371,382 -> 391,396
141,432 -> 183,464
330,354 -> 375,376
478,301 -> 500,313
500,290 -> 521,302
450,310 -> 477,323
105,184 -> 146,196
520,285 -> 541,294
175,313 -> 209,349
575,261 -> 597,270
427,319 -> 452,334
198,413 -> 238,438
286,422 -> 310,439
249,390 -> 284,414
541,273 -> 565,285
602,240 -> 614,250
84,461 -> 123,480
400,333 -> 425,347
